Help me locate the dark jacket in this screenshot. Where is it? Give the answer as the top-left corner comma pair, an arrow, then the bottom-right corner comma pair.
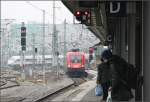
97,62 -> 111,84
109,55 -> 133,101
97,62 -> 111,100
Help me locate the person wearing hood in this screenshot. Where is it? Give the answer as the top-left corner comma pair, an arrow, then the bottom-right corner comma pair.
97,49 -> 133,101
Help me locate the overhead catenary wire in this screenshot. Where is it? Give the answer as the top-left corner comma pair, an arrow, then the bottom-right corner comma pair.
25,1 -> 46,84
25,1 -> 65,23
26,1 -> 43,11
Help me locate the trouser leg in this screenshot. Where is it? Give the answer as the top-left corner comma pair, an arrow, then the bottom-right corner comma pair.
101,82 -> 109,100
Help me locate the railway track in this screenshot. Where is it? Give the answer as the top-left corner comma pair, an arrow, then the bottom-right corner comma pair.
0,79 -> 20,89
35,77 -> 87,102
36,71 -> 96,102
0,80 -> 7,87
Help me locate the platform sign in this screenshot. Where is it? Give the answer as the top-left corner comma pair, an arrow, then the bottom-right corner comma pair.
106,1 -> 127,17
106,34 -> 113,42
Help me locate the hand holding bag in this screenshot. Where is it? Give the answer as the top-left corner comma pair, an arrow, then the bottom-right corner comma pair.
106,90 -> 112,102
95,84 -> 103,96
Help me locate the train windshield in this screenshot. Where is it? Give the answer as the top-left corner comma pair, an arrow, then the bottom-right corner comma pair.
70,55 -> 82,63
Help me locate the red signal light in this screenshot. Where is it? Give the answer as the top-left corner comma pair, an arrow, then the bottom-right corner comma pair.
77,11 -> 80,15
74,10 -> 91,25
74,10 -> 81,17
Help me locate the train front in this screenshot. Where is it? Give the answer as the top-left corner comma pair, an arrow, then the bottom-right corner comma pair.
66,51 -> 86,77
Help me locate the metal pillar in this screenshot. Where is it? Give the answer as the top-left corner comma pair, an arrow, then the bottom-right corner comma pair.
0,28 -> 4,67
32,33 -> 35,77
143,1 -> 150,101
21,22 -> 26,80
116,18 -> 121,56
52,0 -> 55,68
42,10 -> 45,83
1,19 -> 15,66
113,17 -> 127,60
134,2 -> 143,101
120,17 -> 128,61
21,50 -> 25,80
52,0 -> 59,75
127,2 -> 136,65
63,19 -> 67,71
112,18 -> 121,56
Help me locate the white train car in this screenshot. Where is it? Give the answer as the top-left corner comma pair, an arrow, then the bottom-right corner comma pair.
7,55 -> 64,67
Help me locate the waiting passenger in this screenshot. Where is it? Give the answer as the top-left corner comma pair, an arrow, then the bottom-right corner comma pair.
97,49 -> 133,101
97,58 -> 111,101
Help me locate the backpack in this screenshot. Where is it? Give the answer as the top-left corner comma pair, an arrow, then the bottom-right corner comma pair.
110,55 -> 138,90
126,64 -> 138,89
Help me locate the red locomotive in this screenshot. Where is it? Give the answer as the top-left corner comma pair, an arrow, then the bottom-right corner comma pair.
66,49 -> 86,77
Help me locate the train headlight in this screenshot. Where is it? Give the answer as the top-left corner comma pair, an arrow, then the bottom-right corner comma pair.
68,65 -> 71,67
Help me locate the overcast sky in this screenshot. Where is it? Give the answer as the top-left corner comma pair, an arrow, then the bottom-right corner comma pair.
1,1 -> 74,24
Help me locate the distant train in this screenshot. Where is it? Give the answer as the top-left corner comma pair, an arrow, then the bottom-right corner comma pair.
7,55 -> 64,68
66,50 -> 87,77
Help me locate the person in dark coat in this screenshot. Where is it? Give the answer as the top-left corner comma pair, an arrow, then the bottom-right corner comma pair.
100,49 -> 133,101
97,60 -> 111,100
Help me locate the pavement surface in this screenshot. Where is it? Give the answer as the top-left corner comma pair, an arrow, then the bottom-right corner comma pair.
51,80 -> 101,102
81,87 -> 103,102
49,70 -> 103,102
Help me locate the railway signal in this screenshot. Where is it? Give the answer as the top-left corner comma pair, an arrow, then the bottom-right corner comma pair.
21,22 -> 26,51
82,10 -> 91,25
35,48 -> 38,53
74,10 -> 82,21
74,10 -> 91,25
20,22 -> 26,80
89,47 -> 94,63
